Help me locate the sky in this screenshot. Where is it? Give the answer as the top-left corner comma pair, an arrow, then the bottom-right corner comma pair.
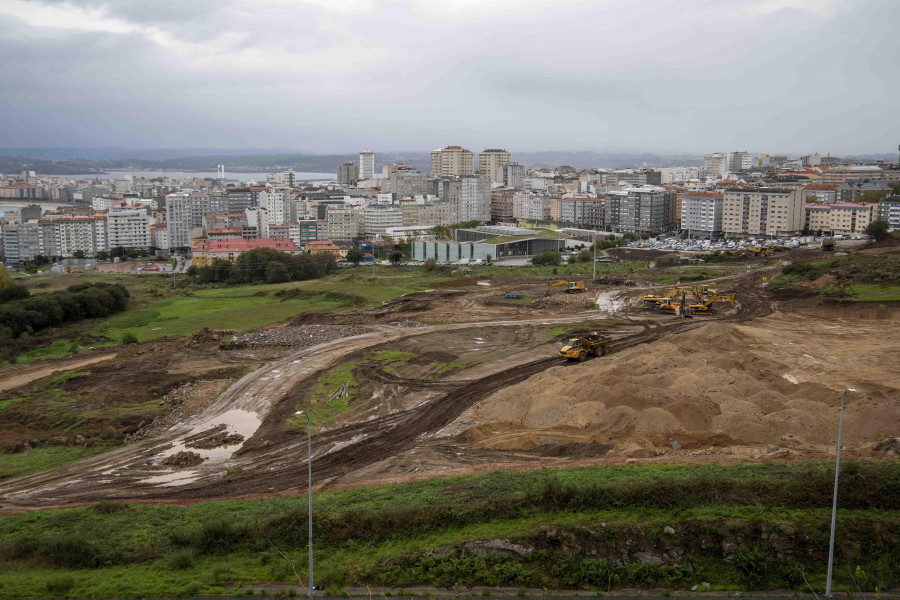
0,0 -> 898,155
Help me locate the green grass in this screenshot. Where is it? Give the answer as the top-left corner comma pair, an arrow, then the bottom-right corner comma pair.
0,461 -> 896,596
10,339 -> 78,364
90,286 -> 347,343
289,363 -> 358,429
542,320 -> 614,337
0,444 -> 115,480
828,283 -> 900,302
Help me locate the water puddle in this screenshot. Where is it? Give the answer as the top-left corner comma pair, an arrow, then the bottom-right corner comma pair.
141,471 -> 200,487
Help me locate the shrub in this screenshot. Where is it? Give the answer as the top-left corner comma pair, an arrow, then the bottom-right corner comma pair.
532,251 -> 562,266
121,332 -> 139,345
44,574 -> 75,595
166,549 -> 196,570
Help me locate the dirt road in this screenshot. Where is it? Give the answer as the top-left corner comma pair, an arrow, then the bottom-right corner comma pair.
0,269 -> 777,509
0,353 -> 118,394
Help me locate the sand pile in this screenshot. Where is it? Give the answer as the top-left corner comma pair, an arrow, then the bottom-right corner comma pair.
457,314 -> 900,457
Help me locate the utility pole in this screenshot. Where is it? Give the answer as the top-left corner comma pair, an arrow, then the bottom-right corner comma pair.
592,233 -> 597,281
825,387 -> 856,597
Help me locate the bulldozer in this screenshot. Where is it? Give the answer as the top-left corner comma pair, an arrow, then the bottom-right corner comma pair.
547,280 -> 585,294
559,333 -> 612,362
689,293 -> 736,314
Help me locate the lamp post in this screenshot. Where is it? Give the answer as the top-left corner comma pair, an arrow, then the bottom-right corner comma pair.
592,234 -> 597,281
294,410 -> 314,596
825,388 -> 855,597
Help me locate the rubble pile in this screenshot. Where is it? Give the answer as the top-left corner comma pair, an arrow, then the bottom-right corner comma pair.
532,294 -> 598,310
593,276 -> 638,286
225,324 -> 369,348
161,451 -> 205,468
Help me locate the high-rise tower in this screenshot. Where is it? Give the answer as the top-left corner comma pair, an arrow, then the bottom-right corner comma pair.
359,150 -> 375,180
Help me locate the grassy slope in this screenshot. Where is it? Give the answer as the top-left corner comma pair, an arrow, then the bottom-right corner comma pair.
0,461 -> 897,597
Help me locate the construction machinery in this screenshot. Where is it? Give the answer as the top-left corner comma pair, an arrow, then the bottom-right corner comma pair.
643,288 -> 680,307
559,333 -> 612,362
689,293 -> 736,314
547,280 -> 585,294
645,285 -> 715,309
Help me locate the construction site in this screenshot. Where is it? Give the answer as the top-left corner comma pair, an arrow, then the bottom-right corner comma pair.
0,242 -> 898,511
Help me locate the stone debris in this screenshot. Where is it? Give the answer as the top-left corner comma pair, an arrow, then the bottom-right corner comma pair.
161,451 -> 205,468
593,276 -> 638,286
226,325 -> 369,348
532,294 -> 597,310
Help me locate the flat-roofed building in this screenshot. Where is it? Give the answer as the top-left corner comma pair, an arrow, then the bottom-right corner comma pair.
722,188 -> 804,237
821,166 -> 883,186
193,238 -> 301,267
804,202 -> 877,235
430,146 -> 475,177
478,149 -> 511,184
680,192 -> 724,238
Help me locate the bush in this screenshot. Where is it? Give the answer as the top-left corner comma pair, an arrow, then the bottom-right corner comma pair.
532,251 -> 562,266
166,548 -> 196,570
44,574 -> 75,595
424,258 -> 438,271
121,332 -> 139,345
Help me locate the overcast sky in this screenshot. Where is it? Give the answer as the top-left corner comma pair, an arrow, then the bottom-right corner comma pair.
0,0 -> 897,155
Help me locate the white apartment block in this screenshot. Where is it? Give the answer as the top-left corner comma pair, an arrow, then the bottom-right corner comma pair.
681,193 -> 724,238
259,186 -> 292,225
38,215 -> 108,257
165,193 -> 192,250
478,149 -> 511,184
359,151 -> 375,181
878,197 -> 900,231
363,205 -> 404,238
417,201 -> 452,227
703,153 -> 726,177
722,188 -> 804,237
2,223 -> 41,266
107,209 -> 152,250
447,175 -> 491,223
91,197 -> 111,212
513,192 -> 551,221
431,146 -> 475,177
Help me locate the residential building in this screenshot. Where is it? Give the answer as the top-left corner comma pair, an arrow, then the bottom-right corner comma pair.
513,192 -> 551,221
680,192 -> 724,238
725,152 -> 752,173
192,238 -> 301,267
363,205 -> 403,238
500,163 -> 526,189
391,171 -> 428,197
430,146 -> 475,177
305,240 -> 342,258
802,184 -> 838,204
38,214 -> 108,257
878,196 -> 900,231
326,205 -> 362,241
2,223 -> 41,266
604,187 -> 670,234
478,149 -> 511,184
107,209 -> 152,250
259,185 -> 293,225
165,192 -> 192,250
722,188 -> 804,237
490,188 -> 516,222
433,175 -> 491,223
837,179 -> 892,203
359,151 -> 375,181
559,197 -> 605,228
804,202 -> 876,236
337,162 -> 359,186
703,153 -> 726,177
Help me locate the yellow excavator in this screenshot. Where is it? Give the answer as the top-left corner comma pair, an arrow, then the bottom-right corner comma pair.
689,293 -> 736,314
547,280 -> 585,294
645,285 -> 713,308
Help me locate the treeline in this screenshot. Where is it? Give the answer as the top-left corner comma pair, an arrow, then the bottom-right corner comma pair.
0,282 -> 129,339
189,247 -> 337,285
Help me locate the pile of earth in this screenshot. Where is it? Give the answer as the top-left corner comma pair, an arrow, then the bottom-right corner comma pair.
184,424 -> 245,449
454,313 -> 900,458
161,451 -> 204,468
225,324 -> 369,348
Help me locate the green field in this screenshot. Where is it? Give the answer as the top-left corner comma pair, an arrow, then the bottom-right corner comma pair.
0,444 -> 115,480
0,461 -> 896,597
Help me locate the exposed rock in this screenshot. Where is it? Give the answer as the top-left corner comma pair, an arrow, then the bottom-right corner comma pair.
632,551 -> 663,565
874,438 -> 900,453
185,424 -> 245,449
669,438 -> 682,450
663,526 -> 676,535
465,539 -> 533,558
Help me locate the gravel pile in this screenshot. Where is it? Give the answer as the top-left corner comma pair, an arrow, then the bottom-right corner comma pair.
184,424 -> 245,449
226,324 -> 370,348
532,294 -> 597,310
162,451 -> 205,468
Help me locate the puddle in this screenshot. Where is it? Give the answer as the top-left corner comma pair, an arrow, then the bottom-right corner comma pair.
157,409 -> 262,464
141,470 -> 200,487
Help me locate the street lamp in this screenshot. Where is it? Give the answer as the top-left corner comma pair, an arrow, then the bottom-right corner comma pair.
294,410 -> 314,596
592,233 -> 597,281
825,388 -> 856,597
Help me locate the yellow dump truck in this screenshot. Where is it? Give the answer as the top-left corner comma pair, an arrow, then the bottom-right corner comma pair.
559,334 -> 612,362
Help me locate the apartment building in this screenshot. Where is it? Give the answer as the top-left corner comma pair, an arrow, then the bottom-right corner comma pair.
38,214 -> 108,257
430,146 -> 475,177
326,205 -> 362,241
490,188 -> 516,222
722,188 -> 804,237
337,162 -> 359,186
259,185 -> 293,225
837,179 -> 892,203
363,205 -> 404,238
804,202 -> 877,235
1,223 -> 41,266
680,192 -> 724,238
192,238 -> 301,267
107,209 -> 152,250
359,151 -> 375,180
603,187 -> 669,234
559,197 -> 605,228
821,166 -> 883,186
478,149 -> 511,184
391,171 -> 428,197
432,175 -> 491,223
878,196 -> 900,231
513,192 -> 551,221
165,192 -> 192,250
802,184 -> 838,204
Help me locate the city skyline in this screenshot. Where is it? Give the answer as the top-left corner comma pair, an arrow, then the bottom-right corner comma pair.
1,0 -> 898,154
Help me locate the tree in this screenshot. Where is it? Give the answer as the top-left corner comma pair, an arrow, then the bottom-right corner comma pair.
623,232 -> 637,241
0,265 -> 12,290
389,250 -> 403,265
531,250 -> 562,266
864,219 -> 890,242
346,247 -> 365,267
186,265 -> 200,278
72,250 -> 86,259
576,249 -> 593,262
485,254 -> 492,265
95,250 -> 109,261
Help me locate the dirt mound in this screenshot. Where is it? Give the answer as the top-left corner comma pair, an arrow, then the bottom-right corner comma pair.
184,424 -> 245,449
532,294 -> 597,310
161,451 -> 205,468
593,276 -> 637,286
457,313 -> 900,457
